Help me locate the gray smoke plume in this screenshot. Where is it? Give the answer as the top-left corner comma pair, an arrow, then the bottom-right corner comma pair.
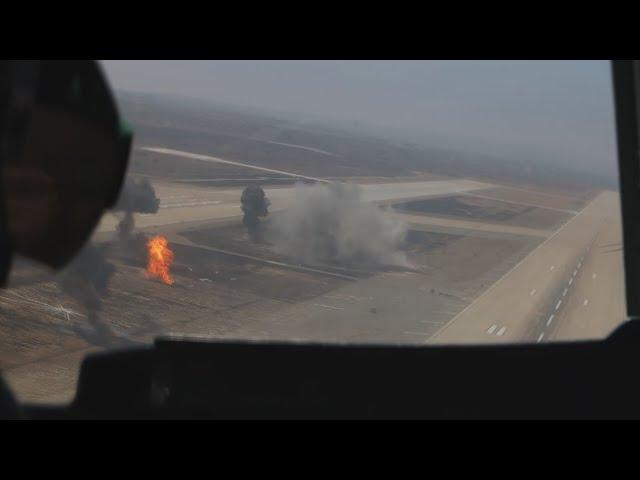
267,182 -> 409,267
113,178 -> 160,238
57,243 -> 120,345
241,185 -> 270,241
55,178 -> 160,346
116,211 -> 135,239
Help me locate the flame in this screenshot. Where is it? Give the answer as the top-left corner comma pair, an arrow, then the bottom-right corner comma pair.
146,235 -> 174,285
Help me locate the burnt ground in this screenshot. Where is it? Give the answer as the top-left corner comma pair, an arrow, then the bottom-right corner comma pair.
469,186 -> 597,212
180,219 -> 380,278
179,218 -> 467,279
393,194 -> 572,230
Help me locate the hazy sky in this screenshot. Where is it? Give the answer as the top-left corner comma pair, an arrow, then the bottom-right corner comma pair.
101,60 -> 618,178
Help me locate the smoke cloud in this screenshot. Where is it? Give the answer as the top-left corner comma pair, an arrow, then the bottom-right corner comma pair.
55,178 -> 160,345
241,185 -> 270,241
267,182 -> 408,267
113,178 -> 160,238
57,243 -> 119,345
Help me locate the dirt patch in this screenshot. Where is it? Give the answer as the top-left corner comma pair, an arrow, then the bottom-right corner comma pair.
404,230 -> 460,257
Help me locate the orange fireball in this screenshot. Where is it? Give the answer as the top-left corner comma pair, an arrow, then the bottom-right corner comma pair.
146,235 -> 174,285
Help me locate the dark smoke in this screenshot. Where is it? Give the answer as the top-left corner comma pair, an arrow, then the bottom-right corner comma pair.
241,185 -> 270,241
116,211 -> 135,239
57,243 -> 119,345
115,178 -> 160,214
113,178 -> 160,238
56,178 -> 160,346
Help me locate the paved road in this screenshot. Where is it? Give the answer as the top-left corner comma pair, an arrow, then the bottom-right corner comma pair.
141,146 -> 330,182
428,191 -> 625,344
95,177 -> 493,234
548,198 -> 626,341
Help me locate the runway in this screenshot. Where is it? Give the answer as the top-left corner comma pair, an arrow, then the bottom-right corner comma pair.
95,175 -> 494,235
428,190 -> 625,344
2,185 -> 625,405
547,199 -> 626,341
99,147 -> 625,345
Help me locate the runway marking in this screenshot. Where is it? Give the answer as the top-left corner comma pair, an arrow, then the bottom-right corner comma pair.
179,243 -> 359,281
578,262 -> 582,269
547,315 -> 554,327
562,288 -> 568,297
583,299 -> 589,306
550,265 -> 555,271
573,270 -> 578,277
497,327 -> 507,336
537,333 -> 545,343
530,289 -> 537,296
161,200 -> 223,208
325,294 -> 366,302
568,277 -> 573,286
58,305 -> 72,322
174,177 -> 293,182
555,300 -> 562,311
0,292 -> 85,319
487,324 -> 498,335
161,195 -> 199,200
141,146 -> 328,183
311,304 -> 344,310
429,197 -> 594,342
593,273 -> 597,279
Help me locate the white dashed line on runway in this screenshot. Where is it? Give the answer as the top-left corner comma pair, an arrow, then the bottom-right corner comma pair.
311,304 -> 344,310
538,256 -> 587,343
487,324 -> 497,335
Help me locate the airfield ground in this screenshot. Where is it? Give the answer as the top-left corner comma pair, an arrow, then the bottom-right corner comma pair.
1,169 -> 612,404
0,97 -> 624,404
